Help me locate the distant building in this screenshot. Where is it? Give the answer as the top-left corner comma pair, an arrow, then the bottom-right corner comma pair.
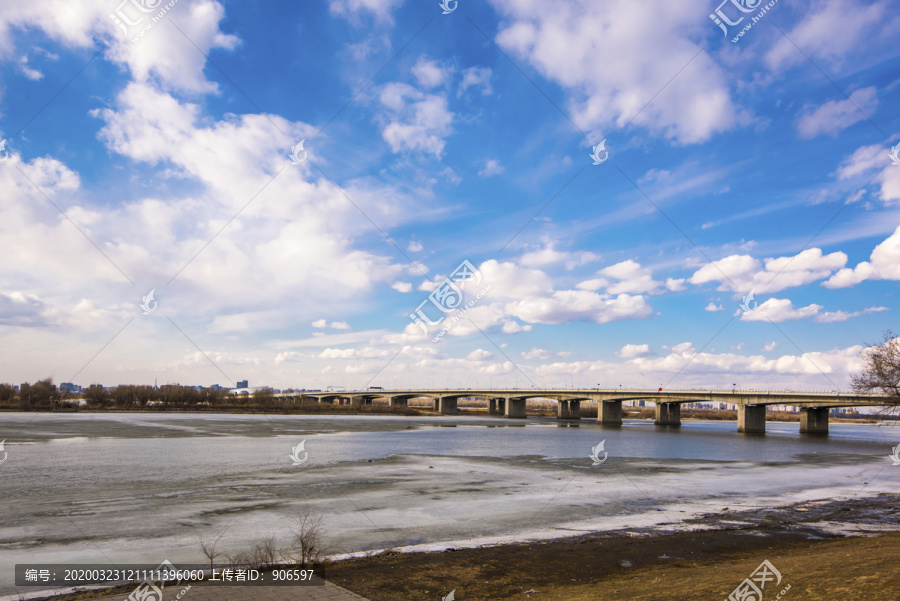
210,384 -> 224,391
59,382 -> 81,393
236,380 -> 249,389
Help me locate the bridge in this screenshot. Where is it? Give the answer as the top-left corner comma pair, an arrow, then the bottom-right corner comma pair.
272,388 -> 895,435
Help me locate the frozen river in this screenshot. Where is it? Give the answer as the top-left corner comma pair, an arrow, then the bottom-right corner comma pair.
1,412 -> 898,597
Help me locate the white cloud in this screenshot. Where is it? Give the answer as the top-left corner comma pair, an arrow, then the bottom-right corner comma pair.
378,82 -> 454,158
501,321 -> 532,334
408,241 -> 423,252
705,302 -> 724,312
411,56 -> 451,88
617,343 -> 652,359
796,87 -> 878,138
665,278 -> 686,292
689,248 -> 846,294
508,291 -> 652,325
740,298 -> 822,322
313,320 -> 352,330
763,342 -> 779,352
328,0 -> 404,24
836,143 -> 900,204
479,159 -> 505,177
520,240 -> 597,270
392,281 -> 413,293
765,0 -> 890,72
459,66 -> 492,96
824,226 -> 900,287
468,349 -> 494,361
522,347 -> 552,360
489,0 -> 738,144
320,347 -> 390,359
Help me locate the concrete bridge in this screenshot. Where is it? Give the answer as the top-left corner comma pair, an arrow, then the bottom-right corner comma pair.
272,388 -> 894,435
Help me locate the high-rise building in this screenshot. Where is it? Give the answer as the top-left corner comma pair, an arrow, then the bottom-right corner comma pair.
236,380 -> 248,389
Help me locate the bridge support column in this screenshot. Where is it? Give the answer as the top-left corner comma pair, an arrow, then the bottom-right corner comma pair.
557,401 -> 570,419
438,397 -> 458,415
738,404 -> 766,433
654,402 -> 681,426
504,397 -> 527,419
800,407 -> 829,435
431,398 -> 439,411
364,397 -> 373,406
497,399 -> 505,414
569,400 -> 581,419
488,399 -> 498,415
389,396 -> 407,407
598,400 -> 623,426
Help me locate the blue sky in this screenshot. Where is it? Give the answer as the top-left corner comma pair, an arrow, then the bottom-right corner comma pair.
0,0 -> 898,391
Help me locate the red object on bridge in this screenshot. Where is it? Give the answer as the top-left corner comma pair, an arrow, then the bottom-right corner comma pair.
658,387 -> 662,392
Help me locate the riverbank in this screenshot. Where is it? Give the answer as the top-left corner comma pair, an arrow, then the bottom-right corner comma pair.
30,494 -> 900,601
317,493 -> 900,600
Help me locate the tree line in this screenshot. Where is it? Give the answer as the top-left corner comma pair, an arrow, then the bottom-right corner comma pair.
0,379 -> 285,411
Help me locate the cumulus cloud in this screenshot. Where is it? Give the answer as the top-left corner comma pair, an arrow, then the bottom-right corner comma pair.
824,226 -> 900,287
489,0 -> 738,144
617,344 -> 652,359
522,347 -> 552,360
392,281 -> 413,293
740,298 -> 822,322
689,248 -> 846,294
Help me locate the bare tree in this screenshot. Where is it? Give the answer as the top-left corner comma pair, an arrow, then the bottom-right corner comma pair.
852,331 -> 900,415
287,507 -> 328,566
197,527 -> 229,572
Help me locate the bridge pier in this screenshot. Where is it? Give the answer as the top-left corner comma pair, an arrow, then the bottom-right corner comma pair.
569,400 -> 581,419
598,400 -> 623,426
654,402 -> 681,426
497,399 -> 506,414
432,398 -> 439,411
800,407 -> 829,435
438,397 -> 458,415
738,404 -> 766,434
389,396 -> 407,408
557,401 -> 570,419
488,399 -> 498,415
504,397 -> 527,418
